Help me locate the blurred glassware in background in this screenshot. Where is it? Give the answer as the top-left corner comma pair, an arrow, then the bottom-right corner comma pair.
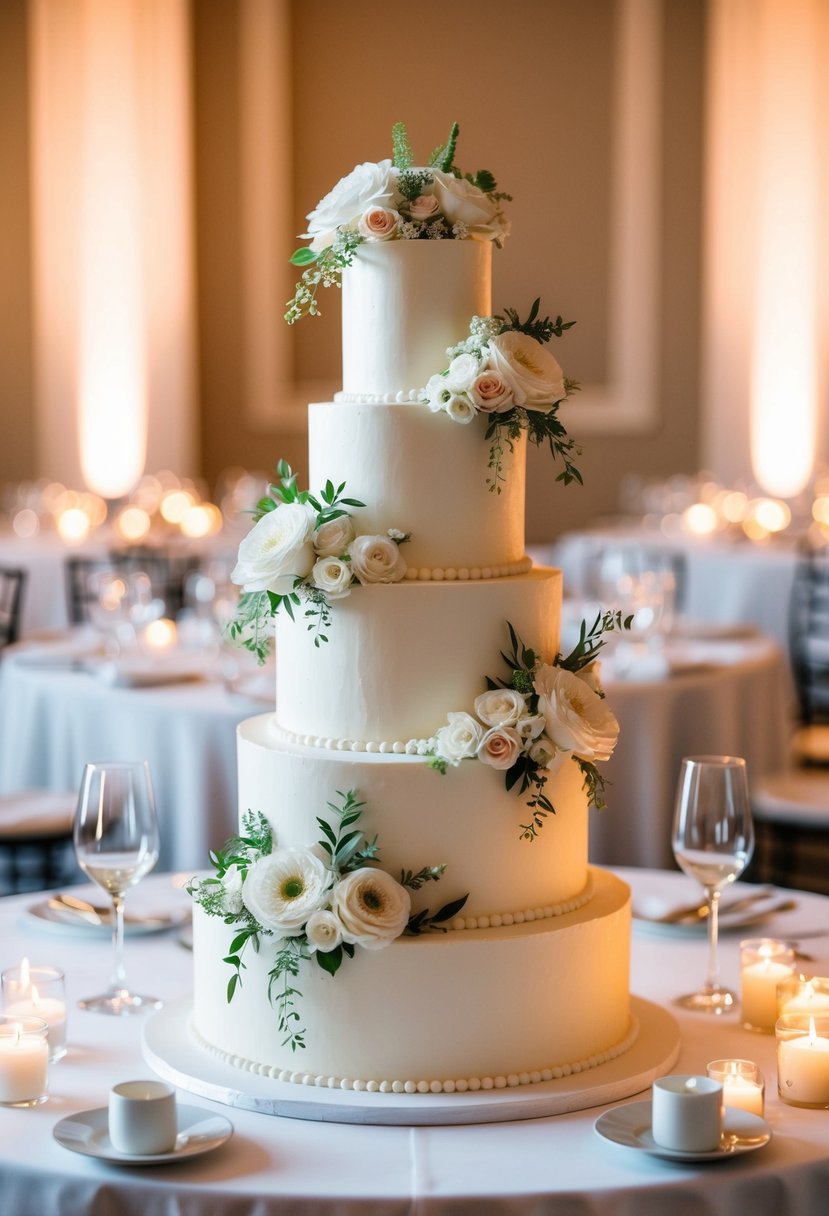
593,548 -> 678,678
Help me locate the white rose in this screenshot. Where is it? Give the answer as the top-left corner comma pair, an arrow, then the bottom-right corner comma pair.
331,868 -> 411,950
304,909 -> 343,954
242,848 -> 331,936
302,159 -> 394,242
435,711 -> 484,764
445,352 -> 481,392
534,663 -> 620,763
431,170 -> 500,238
349,534 -> 408,584
313,515 -> 355,557
231,502 -> 316,596
310,556 -> 353,600
424,374 -> 452,412
473,688 -> 526,727
486,331 -> 566,410
477,726 -> 524,771
407,193 -> 440,221
469,370 -> 514,414
445,395 -> 477,425
357,206 -> 400,241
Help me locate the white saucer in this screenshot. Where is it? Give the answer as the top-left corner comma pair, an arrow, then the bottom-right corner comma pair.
53,1103 -> 233,1165
594,1100 -> 771,1162
25,898 -> 190,939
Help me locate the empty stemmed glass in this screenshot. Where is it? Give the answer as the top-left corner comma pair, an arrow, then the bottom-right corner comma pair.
671,755 -> 754,1013
73,761 -> 162,1015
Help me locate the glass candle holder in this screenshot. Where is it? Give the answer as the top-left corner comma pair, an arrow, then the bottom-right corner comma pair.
776,1014 -> 829,1108
706,1058 -> 764,1117
0,1016 -> 49,1107
1,962 -> 67,1062
740,939 -> 796,1032
777,975 -> 829,1020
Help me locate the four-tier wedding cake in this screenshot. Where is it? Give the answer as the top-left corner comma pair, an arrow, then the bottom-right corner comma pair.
190,125 -> 636,1095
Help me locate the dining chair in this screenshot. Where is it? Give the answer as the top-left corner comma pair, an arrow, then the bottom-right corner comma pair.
0,790 -> 79,895
0,566 -> 26,651
65,550 -> 201,625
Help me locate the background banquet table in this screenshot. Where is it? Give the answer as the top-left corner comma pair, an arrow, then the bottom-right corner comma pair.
0,868 -> 826,1215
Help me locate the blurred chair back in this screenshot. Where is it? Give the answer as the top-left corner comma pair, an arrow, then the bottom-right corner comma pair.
0,566 -> 26,650
65,550 -> 201,625
0,791 -> 79,895
789,541 -> 829,730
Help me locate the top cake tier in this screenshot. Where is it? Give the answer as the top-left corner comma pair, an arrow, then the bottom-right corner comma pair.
340,239 -> 491,401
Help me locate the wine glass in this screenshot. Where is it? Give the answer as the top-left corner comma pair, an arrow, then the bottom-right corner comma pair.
671,755 -> 754,1013
73,761 -> 162,1015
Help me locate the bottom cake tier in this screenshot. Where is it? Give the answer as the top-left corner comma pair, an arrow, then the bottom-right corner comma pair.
191,867 -> 634,1092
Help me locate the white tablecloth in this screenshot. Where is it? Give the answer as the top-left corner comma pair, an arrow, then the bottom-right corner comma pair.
0,869 -> 826,1214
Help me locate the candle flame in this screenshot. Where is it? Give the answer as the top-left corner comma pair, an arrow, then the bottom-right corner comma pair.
30,986 -> 41,1009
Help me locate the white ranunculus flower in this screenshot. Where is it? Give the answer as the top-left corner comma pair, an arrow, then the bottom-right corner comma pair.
477,726 -> 524,770
313,515 -> 355,558
302,159 -> 394,242
469,370 -> 514,414
310,556 -> 353,600
331,868 -> 411,950
431,170 -> 501,237
445,352 -> 481,392
424,374 -> 453,413
575,659 -> 604,695
534,663 -> 620,763
231,502 -> 316,596
242,848 -> 332,936
445,395 -> 477,425
304,909 -> 343,954
473,688 -> 526,727
357,206 -> 400,241
349,535 -> 408,584
486,331 -> 566,410
435,711 -> 484,764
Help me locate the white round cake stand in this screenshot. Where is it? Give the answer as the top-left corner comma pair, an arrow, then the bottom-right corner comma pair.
142,996 -> 680,1127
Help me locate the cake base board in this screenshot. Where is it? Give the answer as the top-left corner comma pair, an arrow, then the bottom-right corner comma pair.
142,996 -> 680,1127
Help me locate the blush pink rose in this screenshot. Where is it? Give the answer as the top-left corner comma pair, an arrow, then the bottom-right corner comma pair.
477,726 -> 523,771
469,371 -> 514,414
358,206 -> 400,241
408,194 -> 441,221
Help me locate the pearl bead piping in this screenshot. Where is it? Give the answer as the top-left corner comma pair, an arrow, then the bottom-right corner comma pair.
403,556 -> 532,581
334,389 -> 425,404
190,1014 -> 640,1096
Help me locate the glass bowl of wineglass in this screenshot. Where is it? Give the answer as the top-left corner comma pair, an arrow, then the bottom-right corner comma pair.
73,761 -> 162,1015
671,755 -> 754,1013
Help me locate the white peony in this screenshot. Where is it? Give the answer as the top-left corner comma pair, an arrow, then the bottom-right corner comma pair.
473,688 -> 526,727
445,352 -> 481,392
313,515 -> 355,558
304,909 -> 343,954
486,331 -> 566,410
242,848 -> 331,936
534,663 -> 619,763
331,868 -> 411,950
477,726 -> 524,771
435,711 -> 484,764
310,556 -> 353,600
357,206 -> 400,241
231,502 -> 316,596
302,159 -> 394,245
349,535 -> 408,584
469,370 -> 514,414
445,395 -> 477,425
431,170 -> 501,239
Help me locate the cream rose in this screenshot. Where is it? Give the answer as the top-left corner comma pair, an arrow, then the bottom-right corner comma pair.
445,352 -> 481,393
331,868 -> 411,950
469,371 -> 514,414
231,502 -> 316,596
304,909 -> 343,954
473,688 -> 526,727
445,395 -> 477,425
242,848 -> 331,936
357,206 -> 399,241
349,535 -> 407,584
302,159 -> 394,244
431,170 -> 501,238
407,193 -> 440,221
477,726 -> 524,771
313,515 -> 355,558
534,663 -> 620,763
486,331 -> 566,410
435,711 -> 484,764
310,556 -> 353,600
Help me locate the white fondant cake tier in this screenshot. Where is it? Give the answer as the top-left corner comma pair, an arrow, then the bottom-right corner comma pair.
309,402 -> 526,572
192,868 -> 632,1088
341,239 -> 491,398
238,714 -> 589,920
275,567 -> 561,743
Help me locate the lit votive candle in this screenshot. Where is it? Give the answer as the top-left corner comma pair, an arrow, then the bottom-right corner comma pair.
740,938 -> 795,1032
706,1059 -> 764,1117
141,618 -> 177,652
777,975 -> 829,1019
0,1016 -> 49,1107
776,1014 -> 829,1108
1,961 -> 66,1061
651,1075 -> 723,1152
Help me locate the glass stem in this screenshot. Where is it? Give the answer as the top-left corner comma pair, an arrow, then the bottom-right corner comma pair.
705,887 -> 721,992
111,894 -> 127,992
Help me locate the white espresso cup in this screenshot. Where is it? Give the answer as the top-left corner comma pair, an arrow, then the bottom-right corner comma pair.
651,1075 -> 723,1153
108,1079 -> 178,1155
